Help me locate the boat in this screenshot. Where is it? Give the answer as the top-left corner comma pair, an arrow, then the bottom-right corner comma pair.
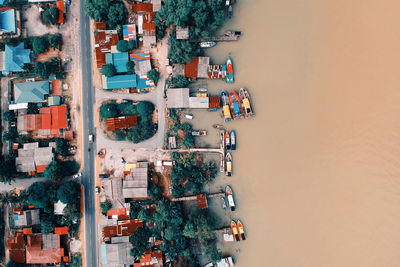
220,130 -> 225,149
220,197 -> 227,209
230,220 -> 240,241
237,220 -> 246,240
198,88 -> 208,92
191,92 -> 208,97
239,88 -> 254,117
204,257 -> 234,267
226,57 -> 234,83
183,113 -> 193,119
213,124 -> 224,129
220,90 -> 232,122
225,152 -> 232,176
229,89 -> 244,120
199,41 -> 217,48
230,130 -> 236,150
225,131 -> 231,150
226,185 -> 235,211
192,130 -> 207,136
228,5 -> 233,18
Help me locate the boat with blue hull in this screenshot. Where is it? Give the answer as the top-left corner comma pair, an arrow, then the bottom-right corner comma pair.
226,57 -> 234,83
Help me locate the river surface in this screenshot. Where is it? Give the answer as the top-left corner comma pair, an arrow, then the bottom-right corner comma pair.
190,0 -> 400,266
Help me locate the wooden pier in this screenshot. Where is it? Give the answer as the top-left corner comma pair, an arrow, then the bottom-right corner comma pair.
203,31 -> 241,42
163,147 -> 224,154
172,192 -> 225,202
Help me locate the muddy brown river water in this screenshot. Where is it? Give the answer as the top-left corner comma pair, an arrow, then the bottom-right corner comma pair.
189,0 -> 400,266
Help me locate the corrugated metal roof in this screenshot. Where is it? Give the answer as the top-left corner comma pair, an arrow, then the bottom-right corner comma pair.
14,81 -> 49,104
166,88 -> 190,108
105,74 -> 137,90
0,8 -> 16,33
4,43 -> 32,72
105,52 -> 129,73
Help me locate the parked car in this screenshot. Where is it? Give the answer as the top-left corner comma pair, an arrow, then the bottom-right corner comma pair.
99,174 -> 109,178
88,134 -> 94,143
121,157 -> 126,164
73,172 -> 82,178
95,186 -> 100,194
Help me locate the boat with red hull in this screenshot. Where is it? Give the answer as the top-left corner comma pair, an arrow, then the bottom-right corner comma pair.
231,220 -> 240,241
229,89 -> 244,120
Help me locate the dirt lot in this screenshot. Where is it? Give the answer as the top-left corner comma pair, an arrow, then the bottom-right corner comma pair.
21,4 -> 59,37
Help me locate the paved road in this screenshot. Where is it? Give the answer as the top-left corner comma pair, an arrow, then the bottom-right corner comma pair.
79,1 -> 98,267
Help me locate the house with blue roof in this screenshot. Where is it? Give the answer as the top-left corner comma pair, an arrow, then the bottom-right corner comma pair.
103,74 -> 137,90
1,43 -> 33,73
0,0 -> 8,6
13,81 -> 50,104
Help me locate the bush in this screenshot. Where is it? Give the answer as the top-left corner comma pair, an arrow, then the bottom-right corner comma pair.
147,69 -> 160,84
101,64 -> 116,77
32,36 -> 49,55
100,201 -> 111,214
42,6 -> 59,25
172,75 -> 190,88
99,103 -> 119,119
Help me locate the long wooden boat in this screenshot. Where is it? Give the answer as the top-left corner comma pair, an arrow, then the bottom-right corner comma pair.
230,130 -> 236,150
225,131 -> 231,150
237,220 -> 246,240
226,185 -> 235,211
239,87 -> 254,117
199,41 -> 217,48
229,89 -> 244,120
220,90 -> 232,122
225,152 -> 232,177
226,57 -> 234,83
231,220 -> 240,241
220,197 -> 227,209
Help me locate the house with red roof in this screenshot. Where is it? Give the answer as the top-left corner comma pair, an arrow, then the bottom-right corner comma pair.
106,115 -> 137,131
94,21 -> 119,68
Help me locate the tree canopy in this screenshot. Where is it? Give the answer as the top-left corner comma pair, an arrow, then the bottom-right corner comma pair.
32,36 -> 49,55
100,201 -> 112,214
99,103 -> 119,119
42,6 -> 59,25
27,182 -> 56,210
172,75 -> 190,88
126,61 -> 135,74
117,40 -> 135,52
85,0 -> 126,29
129,226 -> 152,259
147,69 -> 160,84
44,160 -> 64,181
101,64 -> 116,77
57,181 -> 81,204
56,138 -> 70,157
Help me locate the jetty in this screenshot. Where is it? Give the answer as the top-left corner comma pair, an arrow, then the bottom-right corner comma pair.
172,192 -> 224,202
163,147 -> 224,154
202,31 -> 241,42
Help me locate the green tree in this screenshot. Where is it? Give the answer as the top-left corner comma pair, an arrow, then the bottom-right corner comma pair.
168,33 -> 197,64
71,253 -> 82,267
136,101 -> 154,121
137,208 -> 151,222
57,181 -> 81,204
27,182 -> 56,209
60,160 -> 80,176
147,69 -> 160,84
34,58 -> 60,79
116,40 -> 130,52
55,138 -> 69,157
32,36 -> 49,55
42,6 -> 59,25
172,75 -> 190,88
44,160 -> 63,181
171,185 -> 184,198
0,157 -> 16,184
126,61 -> 135,74
164,226 -> 180,241
183,133 -> 195,148
63,202 -> 81,223
100,201 -> 112,214
183,221 -> 196,238
129,226 -> 152,259
99,103 -> 119,119
206,246 -> 222,264
181,122 -> 193,132
48,34 -> 63,49
41,215 -> 56,234
148,183 -> 161,200
107,2 -> 126,29
101,64 -> 116,77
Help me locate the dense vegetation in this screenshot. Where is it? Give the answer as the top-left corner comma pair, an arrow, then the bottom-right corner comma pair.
116,40 -> 136,52
35,58 -> 62,79
29,34 -> 63,55
101,64 -> 116,77
43,159 -> 80,182
147,69 -> 160,85
171,75 -> 190,88
129,197 -> 222,264
170,152 -> 218,197
155,0 -> 228,63
85,0 -> 126,29
100,101 -> 157,144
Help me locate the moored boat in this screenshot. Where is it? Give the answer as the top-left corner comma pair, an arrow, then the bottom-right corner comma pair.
237,220 -> 246,240
220,197 -> 227,209
183,113 -> 193,119
213,124 -> 224,129
192,130 -> 207,136
220,130 -> 225,149
225,185 -> 235,211
198,88 -> 208,92
230,130 -> 236,150
229,89 -> 244,120
225,131 -> 231,150
199,41 -> 217,48
231,220 -> 240,241
239,87 -> 254,117
220,90 -> 232,122
226,57 -> 234,83
225,152 -> 232,176
228,5 -> 233,18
